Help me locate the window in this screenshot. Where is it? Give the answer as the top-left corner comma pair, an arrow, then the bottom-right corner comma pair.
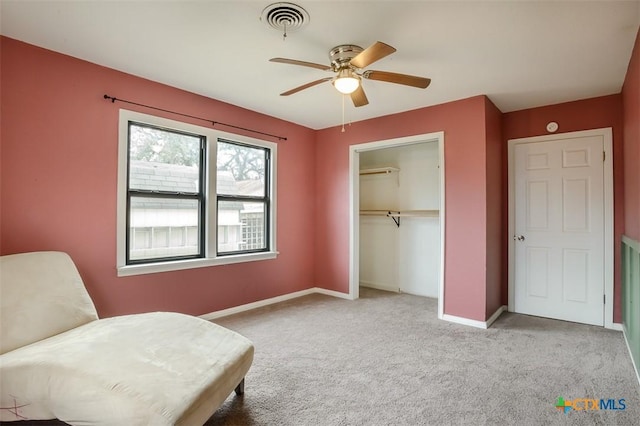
217,140 -> 269,255
117,110 -> 277,276
126,122 -> 204,263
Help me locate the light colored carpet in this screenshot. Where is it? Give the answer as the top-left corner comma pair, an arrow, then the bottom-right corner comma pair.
207,288 -> 639,426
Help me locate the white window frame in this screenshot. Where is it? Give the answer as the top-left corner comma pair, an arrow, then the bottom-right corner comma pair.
117,109 -> 278,276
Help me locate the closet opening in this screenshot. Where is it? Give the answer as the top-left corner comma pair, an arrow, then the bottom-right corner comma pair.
349,132 -> 445,319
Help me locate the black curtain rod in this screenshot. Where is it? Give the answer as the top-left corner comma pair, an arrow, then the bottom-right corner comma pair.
103,94 -> 287,141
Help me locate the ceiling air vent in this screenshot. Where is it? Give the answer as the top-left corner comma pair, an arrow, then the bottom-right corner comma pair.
261,2 -> 309,37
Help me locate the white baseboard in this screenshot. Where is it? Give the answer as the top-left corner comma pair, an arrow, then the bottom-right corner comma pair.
314,287 -> 354,300
486,305 -> 508,328
442,314 -> 488,329
360,281 -> 399,293
610,323 -> 623,332
200,287 -> 351,320
442,305 -> 507,329
622,326 -> 640,387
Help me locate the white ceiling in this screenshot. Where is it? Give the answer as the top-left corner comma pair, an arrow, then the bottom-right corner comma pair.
1,1 -> 639,130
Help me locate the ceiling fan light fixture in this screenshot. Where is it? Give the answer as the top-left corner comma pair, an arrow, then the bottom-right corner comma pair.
333,69 -> 360,94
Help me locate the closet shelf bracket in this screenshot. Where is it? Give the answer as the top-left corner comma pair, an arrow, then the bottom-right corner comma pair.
389,213 -> 400,228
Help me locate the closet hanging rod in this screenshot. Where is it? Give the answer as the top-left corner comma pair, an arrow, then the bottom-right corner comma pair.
359,209 -> 438,216
359,210 -> 400,218
361,170 -> 392,176
387,210 -> 439,218
359,209 -> 439,227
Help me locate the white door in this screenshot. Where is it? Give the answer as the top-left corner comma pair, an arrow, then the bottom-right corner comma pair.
514,135 -> 604,326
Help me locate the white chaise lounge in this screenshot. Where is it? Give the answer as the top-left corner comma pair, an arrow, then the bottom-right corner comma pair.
0,251 -> 254,425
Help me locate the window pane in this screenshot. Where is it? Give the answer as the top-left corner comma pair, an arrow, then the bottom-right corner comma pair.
129,123 -> 201,193
218,201 -> 266,253
186,226 -> 198,246
217,141 -> 265,196
133,227 -> 151,250
129,196 -> 200,261
170,227 -> 185,246
153,227 -> 169,247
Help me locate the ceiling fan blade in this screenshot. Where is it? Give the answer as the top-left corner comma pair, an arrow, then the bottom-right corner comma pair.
270,58 -> 332,71
363,70 -> 431,89
350,41 -> 396,69
280,77 -> 333,96
350,85 -> 369,107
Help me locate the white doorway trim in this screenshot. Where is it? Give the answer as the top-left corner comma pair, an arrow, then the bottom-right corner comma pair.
349,131 -> 445,319
507,127 -> 614,329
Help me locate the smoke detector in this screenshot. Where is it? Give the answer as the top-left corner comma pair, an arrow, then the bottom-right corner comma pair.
261,2 -> 309,39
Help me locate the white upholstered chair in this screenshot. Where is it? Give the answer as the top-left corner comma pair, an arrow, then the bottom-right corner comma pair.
0,251 -> 253,425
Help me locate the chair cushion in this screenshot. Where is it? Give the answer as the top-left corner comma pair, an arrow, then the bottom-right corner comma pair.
0,312 -> 254,425
0,252 -> 98,354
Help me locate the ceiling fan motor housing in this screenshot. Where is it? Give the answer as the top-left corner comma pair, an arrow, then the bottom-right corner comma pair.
330,44 -> 363,70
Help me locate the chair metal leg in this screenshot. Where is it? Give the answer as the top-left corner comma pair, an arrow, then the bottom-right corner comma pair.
234,378 -> 245,395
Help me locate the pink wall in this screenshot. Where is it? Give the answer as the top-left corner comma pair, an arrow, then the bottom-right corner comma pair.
0,37 -> 317,318
623,29 -> 640,241
502,94 -> 625,322
4,34 -> 635,326
484,97 -> 503,318
315,96 -> 496,322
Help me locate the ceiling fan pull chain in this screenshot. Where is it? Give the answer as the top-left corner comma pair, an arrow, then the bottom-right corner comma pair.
341,94 -> 346,132
283,21 -> 287,41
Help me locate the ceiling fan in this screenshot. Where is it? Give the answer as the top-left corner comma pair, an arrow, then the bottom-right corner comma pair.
269,41 -> 431,107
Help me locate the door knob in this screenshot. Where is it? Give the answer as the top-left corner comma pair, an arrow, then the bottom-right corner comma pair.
514,235 -> 525,241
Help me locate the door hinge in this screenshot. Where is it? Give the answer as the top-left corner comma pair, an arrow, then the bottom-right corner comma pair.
603,151 -> 606,162
603,294 -> 606,304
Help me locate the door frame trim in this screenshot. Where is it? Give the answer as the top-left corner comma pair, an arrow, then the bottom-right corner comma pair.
349,131 -> 445,319
507,127 -> 614,328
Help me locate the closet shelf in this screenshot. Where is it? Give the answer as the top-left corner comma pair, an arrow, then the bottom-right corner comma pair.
359,167 -> 399,176
359,209 -> 439,227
